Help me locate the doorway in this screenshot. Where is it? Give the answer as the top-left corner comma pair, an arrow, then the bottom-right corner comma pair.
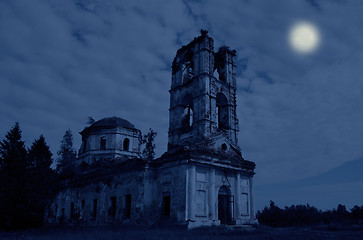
218,185 -> 234,225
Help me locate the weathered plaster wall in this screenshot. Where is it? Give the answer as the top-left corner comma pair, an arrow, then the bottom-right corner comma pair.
47,170 -> 145,225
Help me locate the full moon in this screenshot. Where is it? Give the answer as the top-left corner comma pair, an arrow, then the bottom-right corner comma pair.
289,21 -> 320,54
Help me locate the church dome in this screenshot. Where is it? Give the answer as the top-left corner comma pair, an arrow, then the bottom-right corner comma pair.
91,116 -> 136,130
78,116 -> 141,164
81,116 -> 136,134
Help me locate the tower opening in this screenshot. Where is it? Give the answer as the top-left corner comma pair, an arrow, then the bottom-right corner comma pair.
182,50 -> 194,84
216,93 -> 229,129
181,94 -> 193,132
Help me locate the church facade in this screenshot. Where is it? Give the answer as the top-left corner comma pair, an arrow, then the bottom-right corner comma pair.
45,31 -> 257,228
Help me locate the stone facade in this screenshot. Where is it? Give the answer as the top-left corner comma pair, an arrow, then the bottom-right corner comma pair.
45,31 -> 257,228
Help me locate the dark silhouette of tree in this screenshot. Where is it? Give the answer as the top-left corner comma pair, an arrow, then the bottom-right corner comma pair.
257,201 -> 363,227
28,135 -> 53,169
351,205 -> 363,224
57,129 -> 76,174
0,123 -> 29,229
142,128 -> 157,161
257,201 -> 280,227
257,201 -> 320,227
27,135 -> 55,226
336,204 -> 349,222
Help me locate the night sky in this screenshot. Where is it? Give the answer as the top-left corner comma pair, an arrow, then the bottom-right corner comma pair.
1,0 -> 363,211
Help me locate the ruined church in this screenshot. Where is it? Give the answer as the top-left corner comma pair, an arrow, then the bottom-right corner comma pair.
46,31 -> 257,228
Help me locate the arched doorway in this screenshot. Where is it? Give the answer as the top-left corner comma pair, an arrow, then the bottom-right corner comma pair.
218,185 -> 234,225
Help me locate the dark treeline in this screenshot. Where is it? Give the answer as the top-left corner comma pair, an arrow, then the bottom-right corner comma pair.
0,122 -> 155,230
0,123 -> 75,230
257,201 -> 363,227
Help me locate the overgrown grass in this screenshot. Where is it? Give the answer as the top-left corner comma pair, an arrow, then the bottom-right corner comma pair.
1,224 -> 363,240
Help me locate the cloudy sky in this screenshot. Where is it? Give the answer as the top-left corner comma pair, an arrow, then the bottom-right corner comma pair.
1,0 -> 363,210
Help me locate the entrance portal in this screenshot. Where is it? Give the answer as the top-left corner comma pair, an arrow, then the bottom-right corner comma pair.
218,186 -> 234,225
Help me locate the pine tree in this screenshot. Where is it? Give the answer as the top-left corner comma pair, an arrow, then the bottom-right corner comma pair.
142,128 -> 157,161
0,123 -> 28,228
57,129 -> 76,174
28,135 -> 55,226
28,135 -> 53,170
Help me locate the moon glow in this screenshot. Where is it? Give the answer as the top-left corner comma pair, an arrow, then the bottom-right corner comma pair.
289,21 -> 320,54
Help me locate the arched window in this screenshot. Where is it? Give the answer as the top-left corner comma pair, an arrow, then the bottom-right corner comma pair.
215,47 -> 228,82
182,50 -> 194,84
100,136 -> 106,150
182,107 -> 193,128
216,93 -> 229,129
182,61 -> 193,84
123,138 -> 130,151
181,94 -> 193,132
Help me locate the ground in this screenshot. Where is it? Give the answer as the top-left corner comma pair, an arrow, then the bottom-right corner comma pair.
1,225 -> 363,240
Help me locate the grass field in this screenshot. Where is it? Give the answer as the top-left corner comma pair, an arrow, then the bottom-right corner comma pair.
1,224 -> 363,240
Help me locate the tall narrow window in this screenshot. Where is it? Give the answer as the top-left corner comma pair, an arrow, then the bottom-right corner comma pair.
109,196 -> 117,217
182,61 -> 193,83
216,93 -> 229,129
181,94 -> 193,132
60,208 -> 65,224
215,47 -> 227,82
100,137 -> 106,150
125,194 -> 131,219
123,138 -> 130,151
162,195 -> 171,217
182,50 -> 194,84
92,198 -> 98,218
182,107 -> 193,128
70,202 -> 75,219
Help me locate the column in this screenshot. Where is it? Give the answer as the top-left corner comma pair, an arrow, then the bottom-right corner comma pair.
208,169 -> 216,221
249,178 -> 255,219
235,173 -> 241,221
187,165 -> 196,220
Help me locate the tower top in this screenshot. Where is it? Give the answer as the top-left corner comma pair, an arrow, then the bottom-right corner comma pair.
200,29 -> 208,36
168,32 -> 241,158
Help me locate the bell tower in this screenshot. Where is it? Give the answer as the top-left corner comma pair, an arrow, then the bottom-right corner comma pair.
168,30 -> 239,151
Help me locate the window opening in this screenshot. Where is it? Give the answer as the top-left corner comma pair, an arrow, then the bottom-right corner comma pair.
181,94 -> 193,132
162,195 -> 171,217
110,196 -> 116,217
92,199 -> 98,218
125,194 -> 131,219
216,93 -> 229,129
123,138 -> 130,151
70,202 -> 75,219
100,137 -> 106,150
